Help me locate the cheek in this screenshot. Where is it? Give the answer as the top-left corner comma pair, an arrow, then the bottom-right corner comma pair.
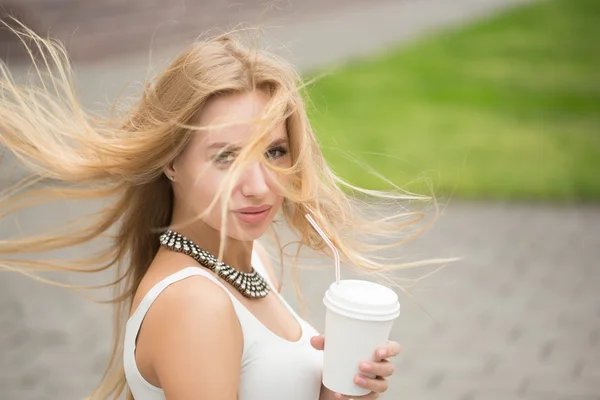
177,162 -> 226,218
267,157 -> 292,191
272,168 -> 293,199
198,170 -> 231,221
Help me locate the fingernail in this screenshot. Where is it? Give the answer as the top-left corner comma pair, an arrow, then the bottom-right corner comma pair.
334,393 -> 342,399
360,362 -> 372,372
378,349 -> 387,358
355,376 -> 367,386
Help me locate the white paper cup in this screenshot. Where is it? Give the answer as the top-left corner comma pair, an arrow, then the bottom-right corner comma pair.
322,280 -> 400,396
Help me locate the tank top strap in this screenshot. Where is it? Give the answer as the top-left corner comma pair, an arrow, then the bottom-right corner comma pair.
125,266 -> 248,347
125,249 -> 277,352
123,266 -> 258,396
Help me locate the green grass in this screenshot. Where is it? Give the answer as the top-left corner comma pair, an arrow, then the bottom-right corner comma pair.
306,0 -> 600,201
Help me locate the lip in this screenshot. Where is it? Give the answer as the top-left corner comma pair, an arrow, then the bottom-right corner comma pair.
233,205 -> 272,224
235,205 -> 272,213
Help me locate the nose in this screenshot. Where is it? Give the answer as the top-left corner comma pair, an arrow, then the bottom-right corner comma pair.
240,161 -> 270,198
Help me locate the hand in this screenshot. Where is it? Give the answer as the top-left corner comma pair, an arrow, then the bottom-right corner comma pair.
310,335 -> 402,399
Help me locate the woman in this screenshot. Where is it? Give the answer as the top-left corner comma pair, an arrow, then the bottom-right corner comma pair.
0,23 -> 435,400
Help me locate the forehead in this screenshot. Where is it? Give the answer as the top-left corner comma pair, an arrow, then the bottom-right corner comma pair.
197,90 -> 287,146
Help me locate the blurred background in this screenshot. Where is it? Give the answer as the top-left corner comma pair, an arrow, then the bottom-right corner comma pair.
0,0 -> 599,399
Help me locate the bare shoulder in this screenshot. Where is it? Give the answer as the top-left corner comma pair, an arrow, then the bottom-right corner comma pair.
254,240 -> 280,291
136,273 -> 242,399
147,273 -> 238,325
142,273 -> 241,348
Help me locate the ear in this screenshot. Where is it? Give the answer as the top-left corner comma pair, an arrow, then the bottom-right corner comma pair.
163,161 -> 176,181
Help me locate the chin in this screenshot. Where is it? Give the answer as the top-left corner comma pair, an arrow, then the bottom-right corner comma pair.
227,224 -> 270,242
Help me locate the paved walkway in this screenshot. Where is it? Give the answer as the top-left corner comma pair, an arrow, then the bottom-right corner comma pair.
2,200 -> 598,400
4,0 -> 599,399
280,202 -> 600,400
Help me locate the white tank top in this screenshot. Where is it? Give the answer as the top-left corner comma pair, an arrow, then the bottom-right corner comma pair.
123,250 -> 323,400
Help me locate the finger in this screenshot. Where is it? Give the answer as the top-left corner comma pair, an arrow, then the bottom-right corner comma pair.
354,375 -> 388,394
375,341 -> 402,359
310,335 -> 325,351
359,359 -> 394,378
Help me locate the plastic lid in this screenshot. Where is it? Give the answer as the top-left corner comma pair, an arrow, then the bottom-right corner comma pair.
323,280 -> 400,321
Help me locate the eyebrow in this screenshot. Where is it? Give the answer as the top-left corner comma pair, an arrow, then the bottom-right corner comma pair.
207,137 -> 289,151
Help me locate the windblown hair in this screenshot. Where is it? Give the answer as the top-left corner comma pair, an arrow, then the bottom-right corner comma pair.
0,22 -> 448,399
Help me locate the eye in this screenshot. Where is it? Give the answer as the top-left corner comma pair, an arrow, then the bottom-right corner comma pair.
265,146 -> 288,160
214,151 -> 236,164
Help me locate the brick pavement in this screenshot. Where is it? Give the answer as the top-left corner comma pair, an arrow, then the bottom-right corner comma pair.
277,202 -> 600,400
1,201 -> 599,399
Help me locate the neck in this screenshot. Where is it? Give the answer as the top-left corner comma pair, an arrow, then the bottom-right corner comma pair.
168,219 -> 254,274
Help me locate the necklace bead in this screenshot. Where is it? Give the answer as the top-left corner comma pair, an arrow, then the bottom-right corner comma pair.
159,230 -> 270,299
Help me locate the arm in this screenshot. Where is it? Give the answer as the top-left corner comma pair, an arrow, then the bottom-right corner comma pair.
319,385 -> 339,400
144,276 -> 243,400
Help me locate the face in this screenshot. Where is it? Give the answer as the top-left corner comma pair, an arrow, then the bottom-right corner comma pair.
167,90 -> 291,242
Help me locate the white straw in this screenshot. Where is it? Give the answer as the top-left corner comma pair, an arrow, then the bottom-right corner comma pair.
305,213 -> 340,285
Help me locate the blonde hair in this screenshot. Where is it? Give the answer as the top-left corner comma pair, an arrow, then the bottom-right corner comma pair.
0,22 -> 450,399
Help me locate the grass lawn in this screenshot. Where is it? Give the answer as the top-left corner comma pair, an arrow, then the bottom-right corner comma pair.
306,0 -> 600,201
